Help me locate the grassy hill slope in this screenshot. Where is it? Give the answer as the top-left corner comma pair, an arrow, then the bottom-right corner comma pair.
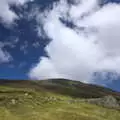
0,79 -> 120,120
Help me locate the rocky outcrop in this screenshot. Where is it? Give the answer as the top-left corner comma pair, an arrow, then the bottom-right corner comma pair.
85,95 -> 120,109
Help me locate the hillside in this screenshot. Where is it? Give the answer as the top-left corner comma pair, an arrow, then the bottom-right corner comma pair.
0,79 -> 120,120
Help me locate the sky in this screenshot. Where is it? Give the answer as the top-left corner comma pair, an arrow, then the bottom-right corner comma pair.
0,0 -> 120,91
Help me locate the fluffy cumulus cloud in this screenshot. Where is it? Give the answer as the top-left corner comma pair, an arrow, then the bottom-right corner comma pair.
29,0 -> 120,84
0,0 -> 33,25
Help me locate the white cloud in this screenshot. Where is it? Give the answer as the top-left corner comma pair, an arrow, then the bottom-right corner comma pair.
0,39 -> 18,63
29,57 -> 62,79
29,0 -> 120,84
0,38 -> 19,48
32,41 -> 40,48
0,47 -> 12,63
0,0 -> 33,25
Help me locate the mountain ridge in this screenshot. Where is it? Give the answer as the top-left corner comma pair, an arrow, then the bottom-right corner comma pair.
0,78 -> 120,99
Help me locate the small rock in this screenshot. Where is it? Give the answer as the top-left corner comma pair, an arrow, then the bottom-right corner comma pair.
11,99 -> 16,105
25,93 -> 28,96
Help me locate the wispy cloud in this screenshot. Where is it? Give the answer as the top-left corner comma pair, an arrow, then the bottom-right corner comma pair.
0,0 -> 34,26
20,41 -> 28,54
32,41 -> 40,48
18,61 -> 27,68
0,38 -> 19,49
0,47 -> 12,63
0,37 -> 19,63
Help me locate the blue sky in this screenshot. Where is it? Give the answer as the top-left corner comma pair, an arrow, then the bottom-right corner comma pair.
0,0 -> 50,79
0,0 -> 120,91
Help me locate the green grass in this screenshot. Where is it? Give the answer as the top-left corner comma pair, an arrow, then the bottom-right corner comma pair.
0,79 -> 120,120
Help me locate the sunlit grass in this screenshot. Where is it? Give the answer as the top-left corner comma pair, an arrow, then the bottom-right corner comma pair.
0,85 -> 120,120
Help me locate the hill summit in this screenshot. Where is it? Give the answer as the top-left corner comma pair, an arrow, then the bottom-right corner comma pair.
0,79 -> 120,120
